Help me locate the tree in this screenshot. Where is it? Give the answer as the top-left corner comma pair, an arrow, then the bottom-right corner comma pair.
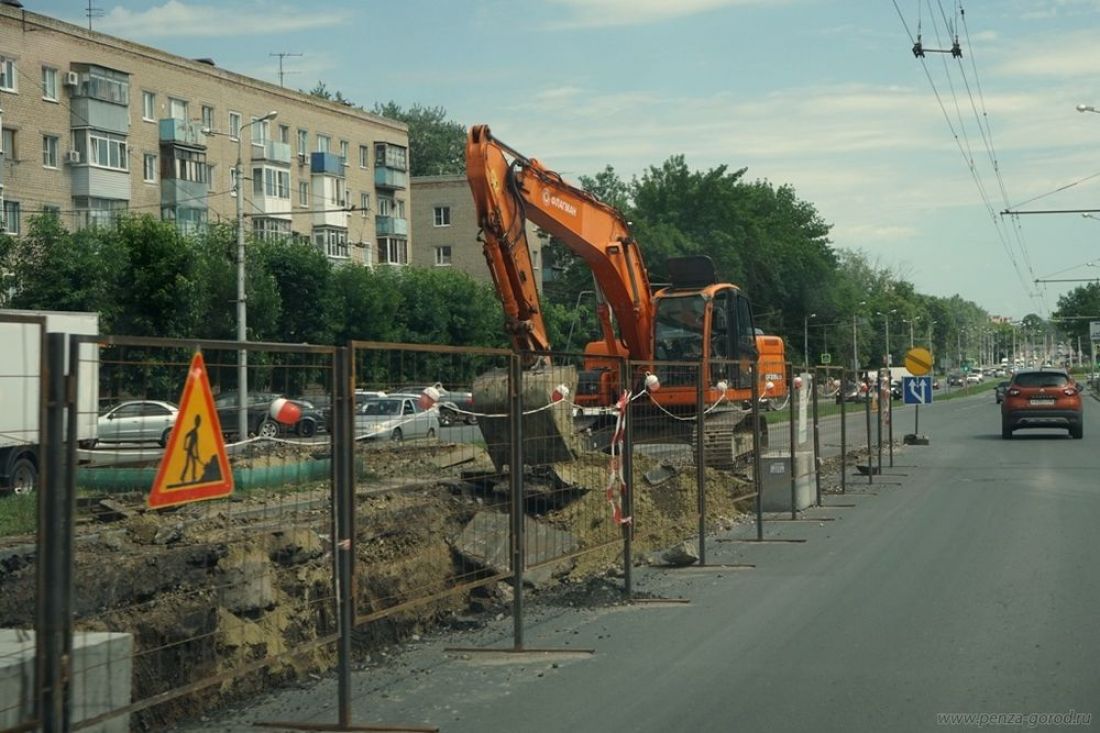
307,81 -> 358,108
372,102 -> 465,177
1054,283 -> 1100,345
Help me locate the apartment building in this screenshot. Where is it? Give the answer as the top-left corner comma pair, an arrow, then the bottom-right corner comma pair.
410,174 -> 542,288
0,3 -> 410,267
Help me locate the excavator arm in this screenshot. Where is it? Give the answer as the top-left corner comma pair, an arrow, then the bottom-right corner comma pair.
466,124 -> 655,360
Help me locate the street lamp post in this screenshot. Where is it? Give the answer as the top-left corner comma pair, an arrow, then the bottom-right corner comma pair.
876,309 -> 897,367
903,317 -> 920,349
852,300 -> 866,374
234,110 -> 278,441
803,312 -> 816,368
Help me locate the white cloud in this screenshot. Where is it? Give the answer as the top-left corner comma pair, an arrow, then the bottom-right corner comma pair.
543,0 -> 783,29
990,29 -> 1100,77
97,1 -> 350,39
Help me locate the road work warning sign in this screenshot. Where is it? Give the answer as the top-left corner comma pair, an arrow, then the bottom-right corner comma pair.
148,351 -> 234,508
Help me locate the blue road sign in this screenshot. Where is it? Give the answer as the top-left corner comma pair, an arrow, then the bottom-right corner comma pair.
903,376 -> 933,405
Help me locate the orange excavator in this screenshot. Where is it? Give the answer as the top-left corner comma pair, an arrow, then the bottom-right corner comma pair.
466,124 -> 785,467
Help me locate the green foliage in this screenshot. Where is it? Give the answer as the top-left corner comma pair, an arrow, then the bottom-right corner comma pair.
372,101 -> 466,177
1054,284 -> 1100,344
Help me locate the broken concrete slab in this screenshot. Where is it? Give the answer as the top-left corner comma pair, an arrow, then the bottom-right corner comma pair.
452,510 -> 578,587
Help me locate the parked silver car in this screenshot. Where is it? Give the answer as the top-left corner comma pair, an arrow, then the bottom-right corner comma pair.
96,400 -> 179,447
354,397 -> 439,442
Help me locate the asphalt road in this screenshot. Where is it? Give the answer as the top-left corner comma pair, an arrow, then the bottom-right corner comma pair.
187,389 -> 1100,733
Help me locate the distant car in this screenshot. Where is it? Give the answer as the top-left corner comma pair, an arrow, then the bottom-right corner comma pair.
1000,369 -> 1083,439
355,396 -> 439,442
890,380 -> 903,401
966,373 -> 983,384
835,381 -> 870,404
96,400 -> 179,447
948,374 -> 964,387
214,392 -> 325,440
438,389 -> 477,426
994,381 -> 1010,403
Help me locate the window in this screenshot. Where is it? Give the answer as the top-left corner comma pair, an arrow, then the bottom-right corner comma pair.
228,111 -> 241,140
2,128 -> 14,159
314,227 -> 349,259
316,134 -> 330,153
201,105 -> 214,131
278,124 -> 290,144
168,97 -> 188,121
2,201 -> 20,235
252,217 -> 291,241
41,67 -> 58,101
78,131 -> 128,171
360,192 -> 370,216
359,145 -> 369,168
375,142 -> 407,170
254,167 -> 289,198
378,197 -> 393,216
83,68 -> 128,105
42,135 -> 59,168
297,129 -> 308,157
377,237 -> 408,265
435,246 -> 452,266
163,148 -> 207,182
43,204 -> 61,220
230,167 -> 239,197
298,181 -> 309,207
142,91 -> 155,121
143,153 -> 157,182
396,199 -> 406,218
339,140 -> 349,165
250,116 -> 269,147
74,197 -> 128,229
0,57 -> 16,92
434,206 -> 451,227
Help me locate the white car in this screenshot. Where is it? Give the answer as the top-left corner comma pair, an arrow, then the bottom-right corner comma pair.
354,396 -> 439,442
96,400 -> 179,446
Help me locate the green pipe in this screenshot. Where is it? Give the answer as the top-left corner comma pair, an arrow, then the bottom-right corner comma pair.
76,459 -> 333,493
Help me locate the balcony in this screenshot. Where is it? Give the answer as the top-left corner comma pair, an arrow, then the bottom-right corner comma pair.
310,152 -> 345,176
375,215 -> 408,236
251,141 -> 292,165
374,167 -> 408,190
161,179 -> 209,206
158,119 -> 206,147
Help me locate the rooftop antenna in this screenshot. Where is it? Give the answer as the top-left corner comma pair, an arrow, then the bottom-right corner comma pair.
85,0 -> 103,30
269,52 -> 302,87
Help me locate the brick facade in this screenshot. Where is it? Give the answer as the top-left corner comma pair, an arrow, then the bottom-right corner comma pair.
410,174 -> 542,289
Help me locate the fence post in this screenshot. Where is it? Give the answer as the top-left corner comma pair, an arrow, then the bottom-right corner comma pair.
333,346 -> 355,729
622,358 -> 634,598
696,362 -> 707,564
751,363 -> 764,540
812,367 -> 822,507
864,378 -> 873,486
876,370 -> 884,474
37,332 -> 69,733
787,363 -> 797,519
839,368 -> 847,495
509,355 -> 526,650
888,386 -> 895,468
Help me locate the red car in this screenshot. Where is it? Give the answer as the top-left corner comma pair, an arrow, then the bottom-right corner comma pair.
1000,369 -> 1083,439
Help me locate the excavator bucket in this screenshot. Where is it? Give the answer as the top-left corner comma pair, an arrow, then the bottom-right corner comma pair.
474,364 -> 585,471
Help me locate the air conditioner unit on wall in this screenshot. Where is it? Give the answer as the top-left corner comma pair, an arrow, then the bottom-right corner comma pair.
63,71 -> 80,87
65,150 -> 81,164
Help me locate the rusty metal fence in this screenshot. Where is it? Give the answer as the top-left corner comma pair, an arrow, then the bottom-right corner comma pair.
2,332 -> 866,732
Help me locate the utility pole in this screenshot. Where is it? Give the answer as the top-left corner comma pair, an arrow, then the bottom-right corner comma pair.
270,52 -> 303,88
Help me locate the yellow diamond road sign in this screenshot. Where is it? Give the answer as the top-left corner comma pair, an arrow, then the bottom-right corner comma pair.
904,347 -> 933,377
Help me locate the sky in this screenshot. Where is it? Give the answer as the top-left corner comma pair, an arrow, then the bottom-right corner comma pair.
29,0 -> 1100,320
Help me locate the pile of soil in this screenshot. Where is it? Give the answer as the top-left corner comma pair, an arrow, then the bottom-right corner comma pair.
0,439 -> 756,731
